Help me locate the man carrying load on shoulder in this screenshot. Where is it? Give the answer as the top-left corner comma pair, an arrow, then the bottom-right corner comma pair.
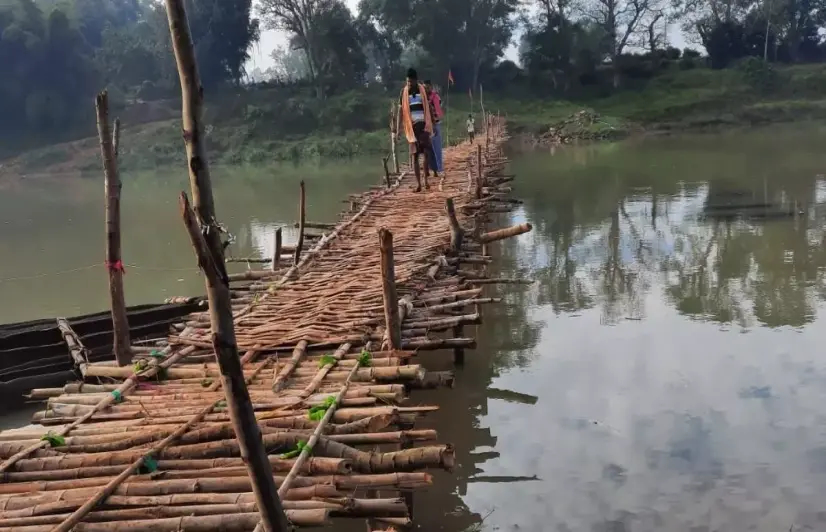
396,68 -> 433,192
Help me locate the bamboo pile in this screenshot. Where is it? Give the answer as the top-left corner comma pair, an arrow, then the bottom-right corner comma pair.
0,117 -> 530,531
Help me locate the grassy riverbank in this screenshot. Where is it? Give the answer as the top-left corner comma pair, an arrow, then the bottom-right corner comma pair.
3,62 -> 826,178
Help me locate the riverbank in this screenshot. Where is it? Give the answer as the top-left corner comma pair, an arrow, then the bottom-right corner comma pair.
3,62 -> 826,179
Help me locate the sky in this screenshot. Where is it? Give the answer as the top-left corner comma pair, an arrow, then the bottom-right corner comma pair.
247,0 -> 690,74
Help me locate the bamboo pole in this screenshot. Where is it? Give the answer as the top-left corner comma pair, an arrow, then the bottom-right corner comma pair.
479,223 -> 533,243
271,340 -> 307,393
164,0 -> 287,526
96,91 -> 131,367
378,229 -> 401,350
445,198 -> 463,255
178,193 -> 289,532
294,181 -> 305,266
382,156 -> 391,188
389,102 -> 399,174
272,228 -> 282,272
55,319 -> 88,377
477,144 -> 484,193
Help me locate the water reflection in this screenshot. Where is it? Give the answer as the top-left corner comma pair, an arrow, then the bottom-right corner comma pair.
422,127 -> 826,532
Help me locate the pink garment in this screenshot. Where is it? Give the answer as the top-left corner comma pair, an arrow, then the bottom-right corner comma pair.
429,92 -> 444,121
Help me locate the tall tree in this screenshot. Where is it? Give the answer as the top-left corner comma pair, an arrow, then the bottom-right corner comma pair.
579,0 -> 663,86
259,0 -> 365,97
372,0 -> 518,90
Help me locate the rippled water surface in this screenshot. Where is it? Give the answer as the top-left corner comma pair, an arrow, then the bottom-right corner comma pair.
412,126 -> 826,532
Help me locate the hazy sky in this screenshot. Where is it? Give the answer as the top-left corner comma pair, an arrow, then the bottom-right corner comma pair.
247,0 -> 690,73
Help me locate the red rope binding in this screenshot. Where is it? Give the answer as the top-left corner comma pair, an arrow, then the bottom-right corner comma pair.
105,260 -> 126,274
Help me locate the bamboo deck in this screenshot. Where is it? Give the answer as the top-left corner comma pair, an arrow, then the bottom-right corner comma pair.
0,118 -> 531,531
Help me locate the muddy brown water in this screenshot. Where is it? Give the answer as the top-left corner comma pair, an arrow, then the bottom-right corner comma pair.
5,126 -> 826,531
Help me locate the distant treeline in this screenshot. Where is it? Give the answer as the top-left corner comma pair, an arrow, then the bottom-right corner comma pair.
2,0 -> 826,140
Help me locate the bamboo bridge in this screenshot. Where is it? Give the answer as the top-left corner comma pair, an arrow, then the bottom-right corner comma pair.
0,115 -> 533,531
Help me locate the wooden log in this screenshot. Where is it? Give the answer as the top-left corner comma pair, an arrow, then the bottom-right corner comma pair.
272,227 -> 281,272
445,198 -> 463,254
55,319 -> 88,377
479,223 -> 533,243
271,339 -> 307,393
379,229 -> 401,350
95,91 -> 131,367
294,180 -> 305,266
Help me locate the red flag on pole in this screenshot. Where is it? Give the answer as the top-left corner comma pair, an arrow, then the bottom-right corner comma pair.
448,70 -> 455,85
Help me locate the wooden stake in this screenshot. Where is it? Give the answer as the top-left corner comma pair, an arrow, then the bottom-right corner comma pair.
295,180 -> 306,265
112,118 -> 121,158
96,91 -> 131,367
477,144 -> 484,192
164,0 -> 227,280
179,193 -> 290,532
378,229 -> 401,350
382,156 -> 391,189
445,198 -> 463,255
389,102 -> 399,174
272,227 -> 282,272
452,325 -> 465,364
164,0 -> 288,529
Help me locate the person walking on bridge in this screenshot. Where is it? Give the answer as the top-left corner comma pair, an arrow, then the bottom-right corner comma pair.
424,80 -> 444,176
397,68 -> 433,192
466,113 -> 476,144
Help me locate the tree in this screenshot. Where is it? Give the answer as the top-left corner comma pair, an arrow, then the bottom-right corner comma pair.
579,0 -> 664,86
357,0 -> 404,87
370,0 -> 518,90
186,0 -> 260,86
259,0 -> 365,97
268,44 -> 311,82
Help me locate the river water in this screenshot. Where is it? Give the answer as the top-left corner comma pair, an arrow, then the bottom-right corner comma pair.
4,126 -> 826,531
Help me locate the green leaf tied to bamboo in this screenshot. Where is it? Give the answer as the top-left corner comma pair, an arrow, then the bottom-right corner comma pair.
358,350 -> 372,367
40,431 -> 65,447
133,359 -> 148,374
279,440 -> 308,459
307,395 -> 335,421
138,455 -> 159,474
317,354 -> 336,368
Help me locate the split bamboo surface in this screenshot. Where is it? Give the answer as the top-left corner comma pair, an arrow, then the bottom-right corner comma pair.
1,117 -> 530,531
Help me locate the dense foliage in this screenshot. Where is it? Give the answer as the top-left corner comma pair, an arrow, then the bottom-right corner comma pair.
0,0 -> 257,136
4,0 -> 826,150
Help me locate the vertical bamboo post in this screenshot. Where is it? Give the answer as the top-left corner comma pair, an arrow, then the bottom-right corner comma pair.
476,144 -> 485,199
445,198 -> 463,255
382,156 -> 392,188
379,229 -> 401,350
112,118 -> 121,158
389,102 -> 399,174
294,180 -> 305,265
452,325 -> 465,364
164,1 -> 289,531
179,195 -> 290,532
271,227 -> 282,272
95,91 -> 131,367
